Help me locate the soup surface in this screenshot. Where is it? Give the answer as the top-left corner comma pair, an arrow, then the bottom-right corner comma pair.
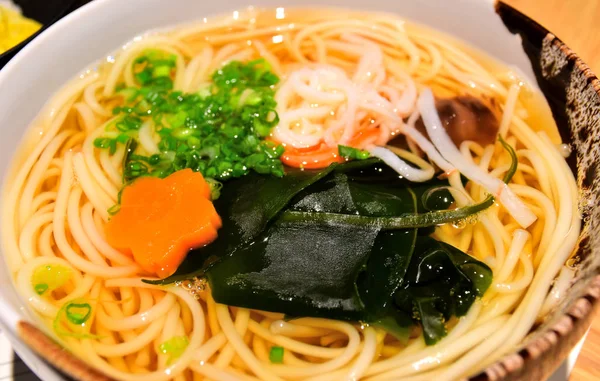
1,7 -> 580,381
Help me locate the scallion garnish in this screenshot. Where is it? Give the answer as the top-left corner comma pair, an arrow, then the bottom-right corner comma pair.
269,346 -> 284,363
338,145 -> 370,160
115,115 -> 143,132
94,55 -> 285,194
65,302 -> 92,325
53,299 -> 101,339
159,336 -> 189,364
34,283 -> 48,295
31,264 -> 72,296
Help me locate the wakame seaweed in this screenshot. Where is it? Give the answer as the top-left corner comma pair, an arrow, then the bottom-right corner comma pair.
204,161 -> 491,344
394,238 -> 492,344
208,166 -> 427,336
149,156 -> 500,344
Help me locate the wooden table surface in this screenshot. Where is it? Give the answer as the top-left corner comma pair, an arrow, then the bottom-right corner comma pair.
502,0 -> 600,380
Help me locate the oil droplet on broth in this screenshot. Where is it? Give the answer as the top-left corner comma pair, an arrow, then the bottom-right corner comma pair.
466,214 -> 479,225
557,143 -> 572,158
566,256 -> 579,269
452,219 -> 467,229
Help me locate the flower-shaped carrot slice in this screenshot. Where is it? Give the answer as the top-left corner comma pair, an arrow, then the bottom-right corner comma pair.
105,169 -> 222,278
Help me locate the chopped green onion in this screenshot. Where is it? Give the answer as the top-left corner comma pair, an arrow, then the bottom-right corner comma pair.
166,110 -> 188,128
153,65 -> 171,78
338,145 -> 370,160
97,58 -> 286,218
134,55 -> 149,65
31,264 -> 72,295
115,115 -> 143,132
53,300 -> 101,339
135,70 -> 152,85
93,137 -> 118,155
96,58 -> 284,189
132,50 -> 177,89
187,136 -> 201,149
172,127 -> 194,140
151,58 -> 177,68
269,346 -> 284,363
65,302 -> 92,325
125,161 -> 149,179
117,87 -> 139,101
116,133 -> 131,144
159,336 -> 189,364
93,137 -> 110,148
122,139 -> 140,182
34,283 -> 48,295
240,89 -> 262,107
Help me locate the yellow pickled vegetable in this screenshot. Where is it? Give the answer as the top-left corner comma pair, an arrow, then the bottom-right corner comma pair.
0,4 -> 41,54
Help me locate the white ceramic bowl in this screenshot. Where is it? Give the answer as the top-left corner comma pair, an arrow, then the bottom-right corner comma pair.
0,0 -> 595,379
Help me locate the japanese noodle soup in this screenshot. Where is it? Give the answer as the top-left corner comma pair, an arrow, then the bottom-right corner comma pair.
1,8 -> 580,381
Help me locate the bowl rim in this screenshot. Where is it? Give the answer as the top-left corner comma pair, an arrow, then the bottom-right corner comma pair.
0,0 -> 598,380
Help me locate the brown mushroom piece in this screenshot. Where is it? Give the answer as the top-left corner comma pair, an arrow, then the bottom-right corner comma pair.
415,96 -> 500,147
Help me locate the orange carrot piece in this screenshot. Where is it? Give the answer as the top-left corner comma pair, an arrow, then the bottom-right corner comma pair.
282,144 -> 343,169
105,169 -> 222,278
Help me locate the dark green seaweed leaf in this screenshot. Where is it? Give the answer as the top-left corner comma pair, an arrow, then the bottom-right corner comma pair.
151,152 -> 497,345
207,160 -> 426,337
394,237 -> 492,344
205,159 -> 493,345
279,199 -> 491,229
290,161 -> 452,217
414,297 -> 446,345
208,221 -> 382,320
208,218 -> 419,340
206,161 -> 477,342
338,145 -> 370,160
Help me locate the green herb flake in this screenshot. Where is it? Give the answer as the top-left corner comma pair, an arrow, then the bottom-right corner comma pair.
269,346 -> 284,364
338,145 -> 370,160
53,299 -> 100,339
34,283 -> 49,295
159,336 -> 189,364
65,302 -> 92,325
31,264 -> 72,295
95,56 -> 285,190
